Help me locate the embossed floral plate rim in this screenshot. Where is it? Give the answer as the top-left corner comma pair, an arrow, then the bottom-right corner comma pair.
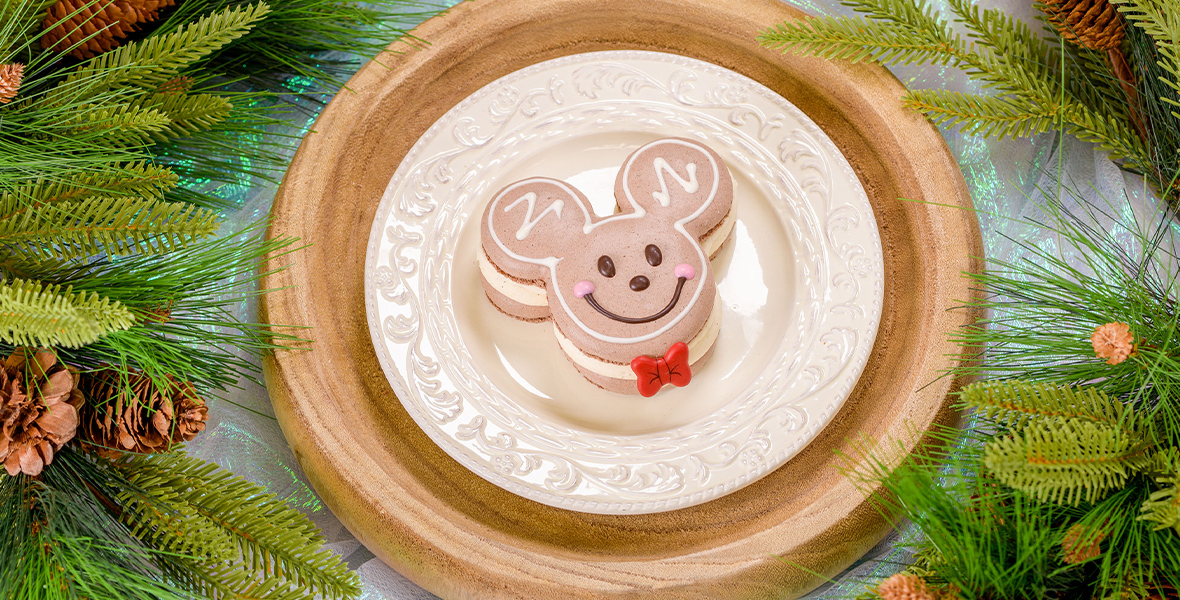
364,51 -> 884,514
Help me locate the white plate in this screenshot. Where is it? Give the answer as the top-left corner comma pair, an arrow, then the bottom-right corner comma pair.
365,51 -> 884,514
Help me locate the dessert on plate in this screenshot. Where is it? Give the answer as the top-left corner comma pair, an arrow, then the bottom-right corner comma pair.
478,137 -> 735,396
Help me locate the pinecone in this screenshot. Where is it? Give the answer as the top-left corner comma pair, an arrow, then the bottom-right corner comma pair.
78,368 -> 207,458
0,63 -> 24,104
876,573 -> 938,600
0,349 -> 82,477
1062,522 -> 1107,564
40,0 -> 176,60
1039,0 -> 1126,51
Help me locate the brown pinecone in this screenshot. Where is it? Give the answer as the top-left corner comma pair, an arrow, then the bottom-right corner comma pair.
40,0 -> 176,60
78,368 -> 207,458
0,63 -> 24,104
1062,521 -> 1107,564
876,574 -> 938,600
1040,0 -> 1126,51
0,349 -> 83,477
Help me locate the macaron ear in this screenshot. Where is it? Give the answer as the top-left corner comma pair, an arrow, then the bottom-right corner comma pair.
485,177 -> 593,265
615,138 -> 731,233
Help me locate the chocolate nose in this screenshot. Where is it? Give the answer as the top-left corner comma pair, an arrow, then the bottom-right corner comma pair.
629,275 -> 650,292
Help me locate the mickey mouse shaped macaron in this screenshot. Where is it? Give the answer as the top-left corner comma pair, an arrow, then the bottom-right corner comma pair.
478,137 -> 735,396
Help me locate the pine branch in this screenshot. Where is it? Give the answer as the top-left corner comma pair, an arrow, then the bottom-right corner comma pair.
983,418 -> 1153,505
1112,0 -> 1180,55
901,89 -> 1056,138
947,0 -> 1053,78
137,92 -> 234,142
0,448 -> 191,600
0,278 -> 134,348
116,481 -> 237,563
757,16 -> 966,66
45,221 -> 303,394
0,163 -> 178,215
167,558 -> 333,600
115,451 -> 361,600
960,380 -> 1138,429
757,0 -> 1151,179
153,0 -> 441,93
43,2 -> 270,106
1064,101 -> 1155,167
1140,448 -> 1180,535
0,0 -> 56,61
0,252 -> 78,283
52,103 -> 173,148
0,195 -> 221,259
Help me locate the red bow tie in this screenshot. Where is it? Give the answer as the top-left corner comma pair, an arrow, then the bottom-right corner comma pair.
630,342 -> 692,397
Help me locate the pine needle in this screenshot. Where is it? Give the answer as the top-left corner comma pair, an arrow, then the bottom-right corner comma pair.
984,418 -> 1153,505
0,278 -> 134,347
115,450 -> 362,600
961,380 -> 1139,429
0,196 -> 221,259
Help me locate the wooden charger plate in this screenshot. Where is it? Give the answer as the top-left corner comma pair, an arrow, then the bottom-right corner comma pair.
261,0 -> 982,598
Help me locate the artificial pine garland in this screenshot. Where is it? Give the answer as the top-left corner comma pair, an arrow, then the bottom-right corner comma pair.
758,1 -> 1180,596
838,191 -> 1180,599
0,0 -> 440,597
758,0 -> 1180,208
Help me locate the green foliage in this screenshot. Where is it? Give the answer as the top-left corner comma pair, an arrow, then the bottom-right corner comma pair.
115,477 -> 238,562
0,279 -> 134,348
855,183 -> 1180,596
155,0 -> 443,93
961,380 -> 1137,429
0,0 -> 55,62
844,428 -> 1180,600
0,0 -> 447,597
0,196 -> 221,259
1140,449 -> 1180,534
53,104 -> 173,148
951,188 -> 1180,438
843,432 -> 1087,599
1126,20 -> 1180,199
901,90 -> 1056,139
1112,0 -> 1180,108
0,449 -> 191,600
757,0 -> 1176,202
116,451 -> 362,600
44,3 -> 272,106
136,93 -> 235,141
49,221 -> 304,395
961,382 -> 1161,506
983,417 -> 1152,505
0,447 -> 363,600
0,163 -> 179,208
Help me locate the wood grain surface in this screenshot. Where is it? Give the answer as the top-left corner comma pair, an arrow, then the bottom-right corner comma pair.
260,0 -> 983,598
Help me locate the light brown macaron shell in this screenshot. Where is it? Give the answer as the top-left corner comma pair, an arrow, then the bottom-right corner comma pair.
479,137 -> 734,391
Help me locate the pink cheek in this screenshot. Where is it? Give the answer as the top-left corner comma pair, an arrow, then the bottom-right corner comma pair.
574,281 -> 595,298
674,263 -> 695,280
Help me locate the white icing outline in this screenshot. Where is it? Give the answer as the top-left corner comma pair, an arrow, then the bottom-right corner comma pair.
652,157 -> 698,207
486,138 -> 720,345
503,192 -> 565,241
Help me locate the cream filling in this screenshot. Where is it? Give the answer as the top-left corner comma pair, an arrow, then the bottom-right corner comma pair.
553,290 -> 722,381
479,207 -> 734,308
479,249 -> 548,306
701,207 -> 736,258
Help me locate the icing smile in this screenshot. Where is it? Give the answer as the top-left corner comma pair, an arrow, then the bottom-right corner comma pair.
573,262 -> 697,325
583,277 -> 688,324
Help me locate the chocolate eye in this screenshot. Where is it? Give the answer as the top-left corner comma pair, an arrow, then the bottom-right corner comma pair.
597,255 -> 616,278
645,244 -> 662,267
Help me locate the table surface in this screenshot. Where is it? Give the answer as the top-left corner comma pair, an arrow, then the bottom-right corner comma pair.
188,0 -> 1166,597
